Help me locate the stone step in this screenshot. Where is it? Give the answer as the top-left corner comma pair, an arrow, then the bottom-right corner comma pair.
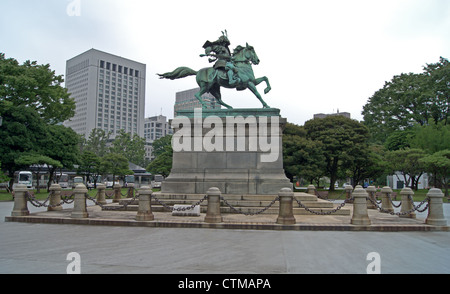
148,192 -> 318,202
118,195 -> 331,208
102,203 -> 350,215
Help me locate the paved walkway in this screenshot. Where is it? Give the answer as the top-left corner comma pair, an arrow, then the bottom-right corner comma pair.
1,201 -> 450,274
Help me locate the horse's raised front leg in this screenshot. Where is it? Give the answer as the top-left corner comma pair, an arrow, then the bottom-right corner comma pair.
248,82 -> 270,108
254,76 -> 271,94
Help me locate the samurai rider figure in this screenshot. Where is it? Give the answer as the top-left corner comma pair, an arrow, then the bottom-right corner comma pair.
201,30 -> 241,85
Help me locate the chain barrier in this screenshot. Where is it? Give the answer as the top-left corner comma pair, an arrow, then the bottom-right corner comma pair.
152,194 -> 208,211
86,190 -> 141,211
25,191 -> 74,208
294,195 -> 350,215
220,196 -> 279,216
367,195 -> 430,216
387,193 -> 402,208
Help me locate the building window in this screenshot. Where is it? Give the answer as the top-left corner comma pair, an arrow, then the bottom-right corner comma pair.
100,60 -> 105,68
135,70 -> 139,77
106,62 -> 111,70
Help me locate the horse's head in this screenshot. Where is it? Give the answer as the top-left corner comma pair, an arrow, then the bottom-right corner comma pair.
233,43 -> 260,65
244,43 -> 260,65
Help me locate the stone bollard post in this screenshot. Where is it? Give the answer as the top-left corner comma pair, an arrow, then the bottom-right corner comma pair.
277,188 -> 296,225
345,185 -> 353,203
113,183 -> 122,203
48,184 -> 62,211
380,186 -> 394,213
96,184 -> 107,205
71,184 -> 89,219
425,188 -> 447,226
351,186 -> 371,225
399,187 -> 416,219
11,184 -> 30,217
306,185 -> 316,196
365,186 -> 377,209
136,186 -> 154,221
204,187 -> 223,223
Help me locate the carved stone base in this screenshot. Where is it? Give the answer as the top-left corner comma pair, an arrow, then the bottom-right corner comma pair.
162,108 -> 292,195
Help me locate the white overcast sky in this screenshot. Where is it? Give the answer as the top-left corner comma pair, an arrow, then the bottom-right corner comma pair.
1,0 -> 449,125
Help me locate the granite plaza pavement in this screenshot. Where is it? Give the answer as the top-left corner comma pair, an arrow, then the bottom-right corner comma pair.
1,199 -> 450,274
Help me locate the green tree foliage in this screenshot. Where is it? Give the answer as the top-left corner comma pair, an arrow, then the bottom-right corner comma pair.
385,148 -> 426,190
100,153 -> 132,182
0,53 -> 75,124
0,103 -> 47,189
15,153 -> 62,193
420,150 -> 450,196
363,57 -> 449,143
146,135 -> 173,178
110,129 -> 146,166
77,151 -> 102,187
82,128 -> 110,157
282,123 -> 326,185
409,121 -> 450,154
43,124 -> 80,189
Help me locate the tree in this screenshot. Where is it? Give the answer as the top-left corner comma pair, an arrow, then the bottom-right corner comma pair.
385,148 -> 426,190
77,151 -> 102,188
422,57 -> 450,125
43,124 -> 80,190
420,150 -> 450,196
0,102 -> 48,190
15,153 -> 62,193
409,121 -> 450,154
82,128 -> 110,157
362,57 -> 449,144
282,123 -> 326,186
110,129 -> 146,166
146,135 -> 173,178
100,153 -> 132,182
304,115 -> 369,190
0,53 -> 75,124
343,144 -> 387,187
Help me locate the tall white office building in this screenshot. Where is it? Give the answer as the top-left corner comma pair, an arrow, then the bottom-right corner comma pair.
64,49 -> 146,139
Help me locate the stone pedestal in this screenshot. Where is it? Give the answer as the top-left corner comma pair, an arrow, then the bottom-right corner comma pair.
351,187 -> 371,225
48,184 -> 62,211
96,184 -> 107,205
399,187 -> 416,218
276,188 -> 296,225
162,108 -> 292,195
136,186 -> 154,221
71,184 -> 89,219
426,188 -> 447,226
204,187 -> 223,223
11,184 -> 30,217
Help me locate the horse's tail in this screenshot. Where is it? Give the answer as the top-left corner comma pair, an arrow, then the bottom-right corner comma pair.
157,67 -> 197,80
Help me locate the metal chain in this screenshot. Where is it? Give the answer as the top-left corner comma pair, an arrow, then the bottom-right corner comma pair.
220,196 -> 279,216
294,196 -> 349,215
367,195 -> 429,215
87,191 -> 140,210
25,191 -> 72,209
387,192 -> 402,208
